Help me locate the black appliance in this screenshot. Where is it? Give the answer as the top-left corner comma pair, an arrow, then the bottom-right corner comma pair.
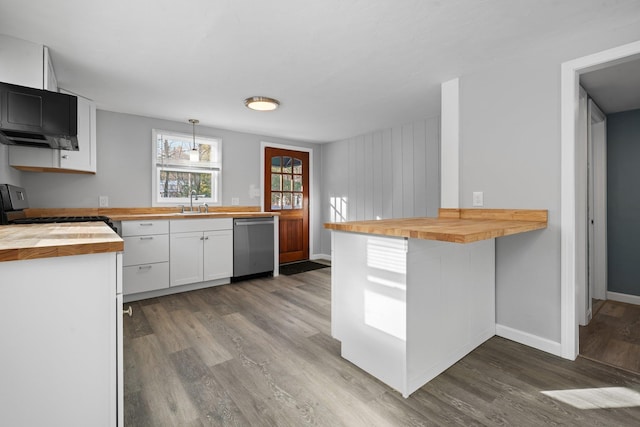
0,184 -> 116,231
0,82 -> 78,151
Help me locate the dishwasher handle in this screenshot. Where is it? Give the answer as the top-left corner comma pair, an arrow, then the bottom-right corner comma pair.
234,219 -> 274,226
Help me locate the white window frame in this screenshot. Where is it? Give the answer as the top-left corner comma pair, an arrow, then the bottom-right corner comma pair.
151,128 -> 222,207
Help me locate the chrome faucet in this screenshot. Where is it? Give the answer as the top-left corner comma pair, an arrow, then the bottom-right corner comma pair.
190,190 -> 198,212
190,190 -> 206,212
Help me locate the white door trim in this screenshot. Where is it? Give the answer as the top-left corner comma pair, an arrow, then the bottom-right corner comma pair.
260,141 -> 314,260
560,39 -> 640,360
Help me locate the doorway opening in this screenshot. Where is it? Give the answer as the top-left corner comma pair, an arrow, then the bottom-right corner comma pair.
560,39 -> 640,361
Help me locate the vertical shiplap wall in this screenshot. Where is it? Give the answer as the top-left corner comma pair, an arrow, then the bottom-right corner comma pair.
320,116 -> 440,255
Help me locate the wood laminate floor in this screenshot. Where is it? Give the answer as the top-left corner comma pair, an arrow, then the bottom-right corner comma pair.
580,299 -> 640,374
124,269 -> 640,426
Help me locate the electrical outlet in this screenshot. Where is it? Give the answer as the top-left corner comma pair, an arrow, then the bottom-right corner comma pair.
99,196 -> 109,207
472,192 -> 483,207
231,197 -> 240,206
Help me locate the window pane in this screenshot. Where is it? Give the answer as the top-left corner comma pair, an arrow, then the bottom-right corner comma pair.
283,156 -> 292,173
271,192 -> 282,210
293,193 -> 303,209
282,193 -> 292,209
271,174 -> 282,191
283,175 -> 292,191
159,170 -> 212,199
271,157 -> 281,173
293,175 -> 302,191
293,158 -> 302,174
156,134 -> 218,166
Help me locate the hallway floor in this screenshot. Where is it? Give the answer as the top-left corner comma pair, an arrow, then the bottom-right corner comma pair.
580,299 -> 640,374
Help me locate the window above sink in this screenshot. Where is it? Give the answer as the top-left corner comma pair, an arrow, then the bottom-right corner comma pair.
151,129 -> 222,207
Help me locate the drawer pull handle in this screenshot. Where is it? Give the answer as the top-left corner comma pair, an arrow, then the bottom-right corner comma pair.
138,265 -> 152,270
140,223 -> 153,226
140,236 -> 154,240
123,306 -> 133,317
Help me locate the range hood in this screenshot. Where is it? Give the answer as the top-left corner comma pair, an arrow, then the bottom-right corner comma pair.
0,82 -> 78,151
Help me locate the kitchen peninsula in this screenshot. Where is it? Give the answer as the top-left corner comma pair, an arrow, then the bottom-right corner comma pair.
325,209 -> 547,397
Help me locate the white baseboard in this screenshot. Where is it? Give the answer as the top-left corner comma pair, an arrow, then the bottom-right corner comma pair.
496,324 -> 562,357
311,253 -> 331,261
607,291 -> 640,306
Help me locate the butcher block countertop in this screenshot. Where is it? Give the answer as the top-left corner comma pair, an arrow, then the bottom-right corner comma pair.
23,206 -> 278,222
324,208 -> 547,243
0,222 -> 123,262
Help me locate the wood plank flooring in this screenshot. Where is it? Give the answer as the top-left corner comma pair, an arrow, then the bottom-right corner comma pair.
124,269 -> 640,426
580,299 -> 640,374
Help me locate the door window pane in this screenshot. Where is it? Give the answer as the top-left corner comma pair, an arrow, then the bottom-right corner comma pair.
293,175 -> 302,191
293,193 -> 303,209
271,174 -> 282,191
271,192 -> 282,210
271,157 -> 282,173
283,157 -> 292,173
293,158 -> 302,174
282,193 -> 292,209
283,175 -> 292,191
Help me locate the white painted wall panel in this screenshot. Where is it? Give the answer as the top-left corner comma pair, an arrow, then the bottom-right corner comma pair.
320,116 -> 440,255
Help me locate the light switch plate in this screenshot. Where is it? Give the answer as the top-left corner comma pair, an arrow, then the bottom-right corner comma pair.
99,195 -> 109,207
472,192 -> 483,207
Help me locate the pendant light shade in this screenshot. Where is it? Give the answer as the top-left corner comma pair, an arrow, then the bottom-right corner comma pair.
189,119 -> 199,162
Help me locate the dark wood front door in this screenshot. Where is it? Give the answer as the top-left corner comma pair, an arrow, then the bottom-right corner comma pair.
264,147 -> 309,264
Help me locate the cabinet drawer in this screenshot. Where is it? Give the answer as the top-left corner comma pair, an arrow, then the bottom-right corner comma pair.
170,218 -> 232,233
123,262 -> 169,295
122,220 -> 169,236
123,235 -> 169,266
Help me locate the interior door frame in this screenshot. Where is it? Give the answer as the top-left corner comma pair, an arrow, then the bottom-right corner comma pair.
260,141 -> 314,261
560,39 -> 640,360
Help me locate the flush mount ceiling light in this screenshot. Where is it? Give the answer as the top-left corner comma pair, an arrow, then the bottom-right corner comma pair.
244,96 -> 280,111
188,118 -> 199,162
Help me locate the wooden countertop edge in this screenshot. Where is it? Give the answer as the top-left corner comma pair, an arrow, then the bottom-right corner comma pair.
23,206 -> 268,218
108,212 -> 279,221
0,240 -> 124,262
324,209 -> 548,243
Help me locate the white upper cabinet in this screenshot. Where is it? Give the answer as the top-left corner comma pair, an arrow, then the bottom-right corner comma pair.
0,34 -> 56,90
8,91 -> 97,174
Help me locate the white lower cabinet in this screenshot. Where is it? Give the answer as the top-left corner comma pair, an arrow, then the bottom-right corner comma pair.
121,220 -> 169,296
170,218 -> 233,287
0,252 -> 121,426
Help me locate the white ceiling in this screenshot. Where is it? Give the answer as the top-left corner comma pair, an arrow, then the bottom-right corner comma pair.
580,57 -> 640,114
1,0 -> 640,142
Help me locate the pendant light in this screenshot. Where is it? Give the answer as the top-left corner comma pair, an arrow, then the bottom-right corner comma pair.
188,119 -> 199,162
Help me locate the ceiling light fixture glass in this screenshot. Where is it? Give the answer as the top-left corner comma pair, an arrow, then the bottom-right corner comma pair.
244,96 -> 280,111
189,118 -> 199,162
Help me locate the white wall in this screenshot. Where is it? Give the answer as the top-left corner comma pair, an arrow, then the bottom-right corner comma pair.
20,110 -> 324,255
320,116 -> 440,255
458,26 -> 640,345
0,145 -> 21,185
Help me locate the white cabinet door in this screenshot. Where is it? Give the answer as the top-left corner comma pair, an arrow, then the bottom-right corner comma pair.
59,93 -> 96,172
0,34 -> 43,88
0,253 -> 118,425
203,229 -> 233,281
170,232 -> 204,286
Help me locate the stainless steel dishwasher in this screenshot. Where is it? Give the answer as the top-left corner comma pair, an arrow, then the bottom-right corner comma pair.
233,217 -> 275,277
